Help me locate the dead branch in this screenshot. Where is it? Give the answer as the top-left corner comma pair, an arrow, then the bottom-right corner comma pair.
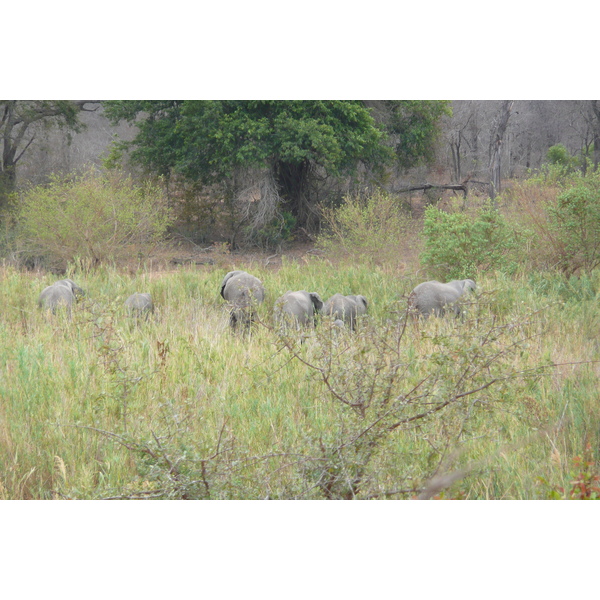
396,183 -> 468,198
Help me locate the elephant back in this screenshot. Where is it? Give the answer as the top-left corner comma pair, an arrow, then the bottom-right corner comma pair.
409,279 -> 475,317
222,271 -> 265,306
38,283 -> 76,314
55,279 -> 85,298
221,270 -> 265,330
275,290 -> 322,327
322,293 -> 364,329
125,292 -> 154,316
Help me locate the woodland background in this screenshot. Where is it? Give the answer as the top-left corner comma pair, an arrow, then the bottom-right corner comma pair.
3,99 -> 599,261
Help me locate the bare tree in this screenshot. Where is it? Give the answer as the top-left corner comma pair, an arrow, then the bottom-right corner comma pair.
446,101 -> 476,182
488,101 -> 514,200
591,100 -> 600,172
0,101 -> 100,209
445,101 -> 596,186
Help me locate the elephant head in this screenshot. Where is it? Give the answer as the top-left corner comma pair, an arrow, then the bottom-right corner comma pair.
125,292 -> 154,319
38,279 -> 85,316
55,279 -> 85,299
220,270 -> 265,329
321,293 -> 368,330
274,290 -> 324,328
408,278 -> 476,318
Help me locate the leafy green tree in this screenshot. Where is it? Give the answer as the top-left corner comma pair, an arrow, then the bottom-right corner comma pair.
546,144 -> 571,166
104,100 -> 450,229
366,100 -> 451,168
0,101 -> 99,209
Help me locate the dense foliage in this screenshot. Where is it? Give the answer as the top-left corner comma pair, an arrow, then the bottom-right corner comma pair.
419,204 -> 518,280
104,100 -> 450,228
546,172 -> 600,274
378,100 -> 451,168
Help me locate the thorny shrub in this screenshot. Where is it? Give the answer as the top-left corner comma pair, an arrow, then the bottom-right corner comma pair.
273,301 -> 554,499
77,297 -> 555,499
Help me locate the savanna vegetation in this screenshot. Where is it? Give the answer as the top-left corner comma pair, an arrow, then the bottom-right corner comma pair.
1,100 -> 600,499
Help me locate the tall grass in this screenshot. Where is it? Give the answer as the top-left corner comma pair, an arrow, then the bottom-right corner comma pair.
1,256 -> 599,499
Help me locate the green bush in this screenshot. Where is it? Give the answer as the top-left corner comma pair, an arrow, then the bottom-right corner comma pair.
544,143 -> 593,178
546,144 -> 573,168
317,189 -> 415,267
545,173 -> 600,275
419,205 -> 518,280
16,168 -> 173,268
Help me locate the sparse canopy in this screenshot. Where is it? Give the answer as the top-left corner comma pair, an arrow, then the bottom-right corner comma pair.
0,101 -> 100,207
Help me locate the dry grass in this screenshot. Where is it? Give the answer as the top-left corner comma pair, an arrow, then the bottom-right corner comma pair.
503,181 -> 566,271
3,176 -> 600,499
0,251 -> 598,499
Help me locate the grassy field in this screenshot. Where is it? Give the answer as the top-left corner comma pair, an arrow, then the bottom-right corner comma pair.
1,252 -> 599,500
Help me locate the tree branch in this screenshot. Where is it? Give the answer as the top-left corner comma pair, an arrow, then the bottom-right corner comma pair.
396,183 -> 468,198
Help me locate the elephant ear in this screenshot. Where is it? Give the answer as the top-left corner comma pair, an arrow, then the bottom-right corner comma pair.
309,292 -> 324,311
357,295 -> 368,308
220,271 -> 239,299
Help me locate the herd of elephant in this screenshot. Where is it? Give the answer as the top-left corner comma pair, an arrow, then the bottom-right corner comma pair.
36,271 -> 477,329
37,279 -> 154,319
218,270 -> 476,330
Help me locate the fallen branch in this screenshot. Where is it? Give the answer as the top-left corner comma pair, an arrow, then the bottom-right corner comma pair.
397,183 -> 467,198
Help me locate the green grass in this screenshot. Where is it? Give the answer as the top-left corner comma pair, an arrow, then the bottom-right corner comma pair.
1,260 -> 599,499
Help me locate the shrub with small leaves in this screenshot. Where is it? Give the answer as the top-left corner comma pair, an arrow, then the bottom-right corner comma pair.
317,189 -> 414,267
419,204 -> 518,280
16,168 -> 173,269
546,144 -> 574,168
545,173 -> 600,275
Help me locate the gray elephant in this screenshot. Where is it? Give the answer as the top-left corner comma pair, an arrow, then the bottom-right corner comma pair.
274,290 -> 324,328
38,279 -> 85,316
125,292 -> 154,319
220,270 -> 265,329
55,279 -> 85,298
409,279 -> 476,317
321,293 -> 368,330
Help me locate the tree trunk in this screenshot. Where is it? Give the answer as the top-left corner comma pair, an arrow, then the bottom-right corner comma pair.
591,101 -> 600,172
488,101 -> 514,200
0,167 -> 16,206
450,137 -> 461,182
0,100 -> 98,212
273,159 -> 318,230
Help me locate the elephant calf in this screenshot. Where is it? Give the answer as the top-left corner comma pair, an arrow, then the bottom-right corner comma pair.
38,279 -> 85,316
321,293 -> 368,330
220,270 -> 265,329
274,290 -> 324,329
409,279 -> 476,318
125,292 -> 154,319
